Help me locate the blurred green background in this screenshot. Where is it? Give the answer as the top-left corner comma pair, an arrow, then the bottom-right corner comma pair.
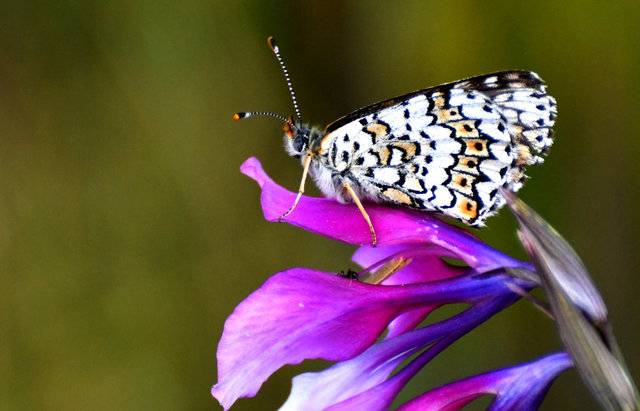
1,1 -> 639,410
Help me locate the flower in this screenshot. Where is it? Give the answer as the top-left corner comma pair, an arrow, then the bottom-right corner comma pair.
211,157 -> 571,410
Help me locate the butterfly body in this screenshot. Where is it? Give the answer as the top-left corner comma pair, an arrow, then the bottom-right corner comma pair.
283,70 -> 557,226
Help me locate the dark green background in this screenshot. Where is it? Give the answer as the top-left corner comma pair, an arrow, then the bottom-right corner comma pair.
1,1 -> 638,410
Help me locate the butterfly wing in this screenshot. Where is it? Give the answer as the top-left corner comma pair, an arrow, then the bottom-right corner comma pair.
319,71 -> 557,225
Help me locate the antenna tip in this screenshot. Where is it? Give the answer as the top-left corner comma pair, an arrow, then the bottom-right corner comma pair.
232,112 -> 244,121
267,36 -> 278,53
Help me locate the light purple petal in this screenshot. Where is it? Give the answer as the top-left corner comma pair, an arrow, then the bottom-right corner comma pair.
281,297 -> 517,411
212,268 -> 522,409
241,157 -> 524,272
397,352 -> 572,411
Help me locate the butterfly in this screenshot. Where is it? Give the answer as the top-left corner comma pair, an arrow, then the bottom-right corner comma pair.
234,37 -> 557,245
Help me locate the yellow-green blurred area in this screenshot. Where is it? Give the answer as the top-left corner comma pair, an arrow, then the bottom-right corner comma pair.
1,1 -> 639,410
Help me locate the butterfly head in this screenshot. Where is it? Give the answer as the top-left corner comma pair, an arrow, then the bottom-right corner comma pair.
282,119 -> 308,156
282,120 -> 323,158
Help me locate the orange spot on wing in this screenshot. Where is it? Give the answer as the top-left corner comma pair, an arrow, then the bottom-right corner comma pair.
453,121 -> 479,137
367,123 -> 389,138
454,156 -> 480,175
435,107 -> 463,124
393,142 -> 417,159
383,188 -> 412,205
378,146 -> 391,165
465,139 -> 489,156
459,198 -> 478,220
449,172 -> 474,196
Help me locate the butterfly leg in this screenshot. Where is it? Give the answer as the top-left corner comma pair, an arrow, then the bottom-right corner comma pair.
342,181 -> 377,246
278,152 -> 313,220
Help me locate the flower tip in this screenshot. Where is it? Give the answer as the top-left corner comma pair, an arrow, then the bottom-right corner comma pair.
211,384 -> 233,411
240,157 -> 268,188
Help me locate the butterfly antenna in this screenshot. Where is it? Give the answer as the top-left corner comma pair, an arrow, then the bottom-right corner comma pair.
232,111 -> 298,131
267,36 -> 302,122
233,111 -> 287,122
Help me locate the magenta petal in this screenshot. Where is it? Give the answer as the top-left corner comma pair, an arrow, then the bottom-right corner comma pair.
398,353 -> 572,411
212,267 -> 517,409
241,157 -> 523,272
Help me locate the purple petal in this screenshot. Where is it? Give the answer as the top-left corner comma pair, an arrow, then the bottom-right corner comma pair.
398,352 -> 572,411
212,268 -> 520,409
283,297 -> 519,411
241,157 -> 523,272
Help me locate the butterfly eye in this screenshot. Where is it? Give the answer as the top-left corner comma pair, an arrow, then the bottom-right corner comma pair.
293,135 -> 307,152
